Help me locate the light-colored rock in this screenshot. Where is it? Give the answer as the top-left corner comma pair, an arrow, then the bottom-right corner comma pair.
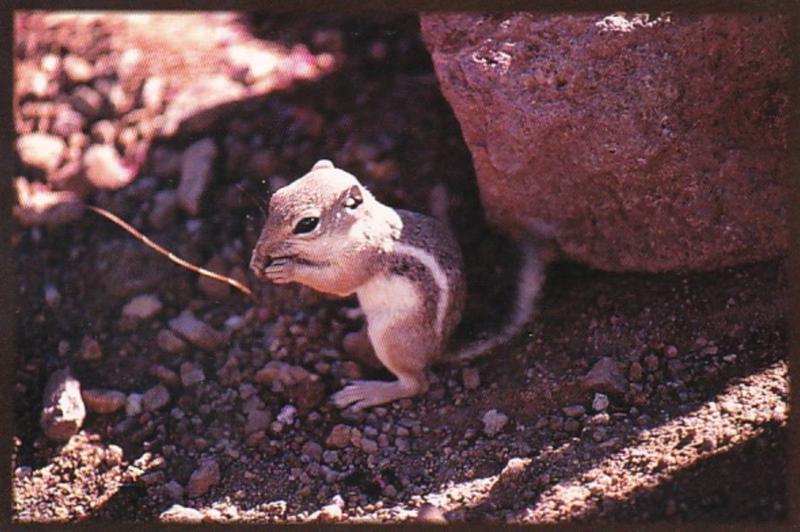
156,329 -> 188,354
177,138 -> 218,216
160,75 -> 246,137
83,144 -> 135,189
16,133 -> 66,173
159,504 -> 203,523
40,368 -> 86,441
582,357 -> 628,396
13,177 -> 84,227
179,362 -> 205,387
122,294 -> 163,320
125,393 -> 143,417
482,409 -> 509,437
168,310 -> 224,351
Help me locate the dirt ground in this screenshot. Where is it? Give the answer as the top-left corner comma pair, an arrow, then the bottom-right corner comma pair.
11,13 -> 788,524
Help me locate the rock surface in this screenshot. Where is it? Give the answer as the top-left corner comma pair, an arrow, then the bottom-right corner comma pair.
40,368 -> 86,441
420,13 -> 790,272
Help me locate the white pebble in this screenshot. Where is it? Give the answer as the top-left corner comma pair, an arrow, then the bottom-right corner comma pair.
592,393 -> 610,412
122,294 -> 163,320
482,409 -> 509,437
126,393 -> 143,417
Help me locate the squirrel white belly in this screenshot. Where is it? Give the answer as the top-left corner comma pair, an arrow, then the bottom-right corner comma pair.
250,159 -> 548,410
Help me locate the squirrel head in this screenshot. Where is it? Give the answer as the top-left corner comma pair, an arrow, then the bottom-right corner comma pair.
250,159 -> 385,280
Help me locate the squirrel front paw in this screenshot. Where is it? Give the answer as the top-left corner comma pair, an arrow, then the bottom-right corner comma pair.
263,257 -> 296,284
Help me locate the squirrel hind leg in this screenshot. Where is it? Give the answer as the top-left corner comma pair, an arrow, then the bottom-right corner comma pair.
331,373 -> 428,411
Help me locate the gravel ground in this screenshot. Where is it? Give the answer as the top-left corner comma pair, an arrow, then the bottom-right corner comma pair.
12,12 -> 788,524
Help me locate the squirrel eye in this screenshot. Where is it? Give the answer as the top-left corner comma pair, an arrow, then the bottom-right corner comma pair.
293,217 -> 319,234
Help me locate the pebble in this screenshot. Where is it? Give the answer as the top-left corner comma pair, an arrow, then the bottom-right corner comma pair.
80,336 -> 103,360
40,368 -> 86,441
81,388 -> 126,414
277,404 -> 297,425
326,424 -> 353,448
70,85 -> 104,118
417,504 -> 447,524
163,480 -> 185,500
665,345 -> 679,358
178,138 -> 218,216
186,460 -> 221,497
482,409 -> 509,437
44,284 -> 61,308
302,441 -> 323,462
142,76 -> 166,113
179,362 -> 206,387
126,393 -> 143,417
254,361 -> 314,388
16,133 -> 66,172
644,354 -> 660,372
581,357 -> 628,395
142,384 -> 170,412
91,120 -> 116,144
160,75 -> 246,136
245,409 -> 272,434
168,310 -> 225,351
564,418 -> 581,433
83,144 -> 135,189
628,361 -> 644,382
122,294 -> 163,320
156,329 -> 188,354
159,504 -> 204,523
150,364 -> 179,386
592,393 -> 610,412
562,404 -> 586,418
62,55 -> 94,83
148,189 -> 180,230
462,367 -> 481,390
360,438 -> 379,454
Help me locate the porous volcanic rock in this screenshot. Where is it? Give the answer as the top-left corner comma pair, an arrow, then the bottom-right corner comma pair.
420,13 -> 790,271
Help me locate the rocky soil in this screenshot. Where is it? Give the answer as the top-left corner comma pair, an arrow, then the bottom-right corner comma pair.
12,13 -> 787,524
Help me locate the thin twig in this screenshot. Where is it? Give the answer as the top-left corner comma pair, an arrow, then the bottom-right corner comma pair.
86,204 -> 255,299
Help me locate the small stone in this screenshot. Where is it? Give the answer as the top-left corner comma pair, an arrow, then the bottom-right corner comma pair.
62,55 -> 94,83
163,480 -> 184,500
91,120 -> 116,144
719,401 -> 742,415
70,85 -> 104,119
44,284 -> 61,308
40,368 -> 86,441
178,138 -> 218,216
142,384 -> 170,412
644,354 -> 660,372
17,133 -> 66,173
122,294 -> 163,320
244,409 -> 272,434
159,504 -> 203,523
582,357 -> 628,395
169,310 -> 224,351
564,418 -> 581,433
80,336 -> 103,360
562,404 -> 586,418
277,405 -> 297,425
482,409 -> 509,437
592,393 -> 610,412
148,189 -> 180,230
316,502 -> 343,522
326,424 -> 353,448
142,76 -> 166,113
665,345 -> 679,358
156,329 -> 188,354
417,504 -> 448,524
125,393 -> 143,416
81,388 -> 126,414
302,441 -> 323,462
700,437 -> 716,452
628,361 -> 644,382
179,362 -> 205,387
160,75 -> 246,137
462,367 -> 481,390
83,144 -> 135,189
360,438 -> 379,454
149,364 -> 179,386
186,460 -> 221,498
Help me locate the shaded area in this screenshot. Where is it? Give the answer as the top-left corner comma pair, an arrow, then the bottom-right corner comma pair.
11,12 -> 788,525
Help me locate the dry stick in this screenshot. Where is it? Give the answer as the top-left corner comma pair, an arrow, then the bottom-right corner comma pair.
85,204 -> 255,299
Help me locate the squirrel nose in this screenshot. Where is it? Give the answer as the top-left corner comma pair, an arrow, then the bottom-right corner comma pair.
249,251 -> 268,275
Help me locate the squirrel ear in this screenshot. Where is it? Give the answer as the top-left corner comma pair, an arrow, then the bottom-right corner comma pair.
312,159 -> 335,171
344,185 -> 363,209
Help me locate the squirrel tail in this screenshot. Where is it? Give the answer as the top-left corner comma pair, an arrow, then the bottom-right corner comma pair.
447,234 -> 550,365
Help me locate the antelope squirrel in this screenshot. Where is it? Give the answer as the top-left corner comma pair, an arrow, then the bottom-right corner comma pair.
250,159 -> 549,410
